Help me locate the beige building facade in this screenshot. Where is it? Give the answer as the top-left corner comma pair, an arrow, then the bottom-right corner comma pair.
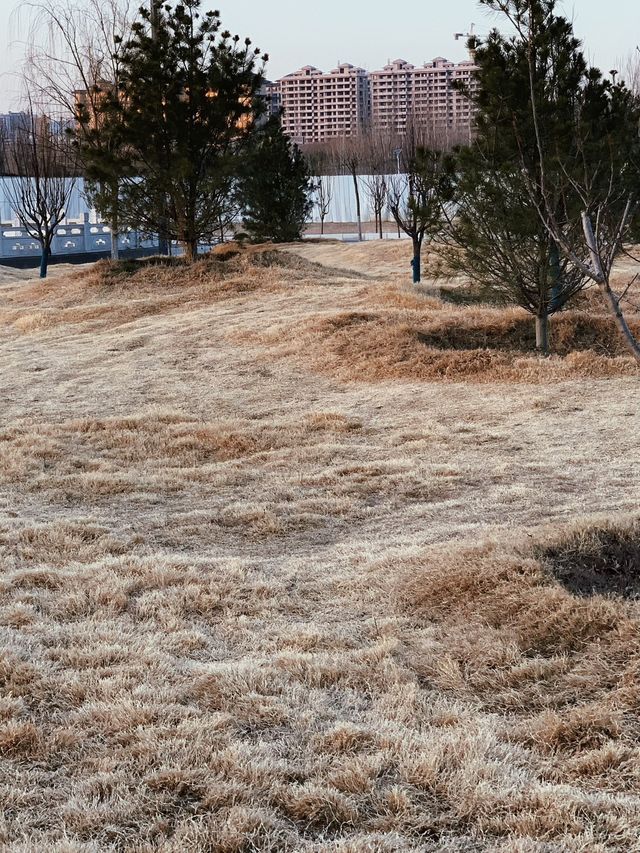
370,57 -> 476,139
274,55 -> 476,143
278,63 -> 371,144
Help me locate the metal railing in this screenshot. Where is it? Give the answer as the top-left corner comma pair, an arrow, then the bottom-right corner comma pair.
0,223 -> 159,259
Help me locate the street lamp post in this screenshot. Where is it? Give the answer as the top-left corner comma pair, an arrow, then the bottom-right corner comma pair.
393,147 -> 402,175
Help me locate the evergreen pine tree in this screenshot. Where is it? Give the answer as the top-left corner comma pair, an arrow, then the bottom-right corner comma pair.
448,0 -> 639,352
86,0 -> 266,260
239,118 -> 314,243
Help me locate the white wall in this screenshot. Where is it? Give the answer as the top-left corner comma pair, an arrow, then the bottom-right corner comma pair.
309,174 -> 406,223
0,178 -> 92,225
1,175 -> 409,226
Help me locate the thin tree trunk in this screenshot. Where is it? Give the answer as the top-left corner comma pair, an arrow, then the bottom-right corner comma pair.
351,171 -> 363,242
582,212 -> 640,365
535,314 -> 549,354
39,244 -> 50,279
596,283 -> 640,364
412,237 -> 421,283
378,207 -> 383,239
110,188 -> 119,261
184,239 -> 198,262
320,217 -> 325,235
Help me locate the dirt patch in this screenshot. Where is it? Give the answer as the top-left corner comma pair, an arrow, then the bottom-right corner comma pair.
540,521 -> 640,599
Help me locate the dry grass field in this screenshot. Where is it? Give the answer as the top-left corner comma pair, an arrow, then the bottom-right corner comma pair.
0,242 -> 639,852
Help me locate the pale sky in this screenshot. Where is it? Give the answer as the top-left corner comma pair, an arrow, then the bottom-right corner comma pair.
0,0 -> 638,109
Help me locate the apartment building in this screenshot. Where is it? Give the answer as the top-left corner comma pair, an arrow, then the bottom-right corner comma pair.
260,80 -> 282,119
278,63 -> 371,143
272,53 -> 477,143
0,112 -> 31,144
369,57 -> 476,139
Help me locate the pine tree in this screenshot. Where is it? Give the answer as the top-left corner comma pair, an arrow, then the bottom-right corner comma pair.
87,0 -> 266,261
239,118 -> 314,243
447,0 -> 638,352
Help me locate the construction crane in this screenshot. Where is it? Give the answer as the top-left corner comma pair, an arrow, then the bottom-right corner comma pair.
454,23 -> 475,42
454,24 -> 479,59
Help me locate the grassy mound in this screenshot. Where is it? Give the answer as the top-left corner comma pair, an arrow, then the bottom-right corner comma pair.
0,246 -> 353,335
282,307 -> 639,383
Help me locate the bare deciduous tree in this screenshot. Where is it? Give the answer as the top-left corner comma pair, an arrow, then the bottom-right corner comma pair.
387,133 -> 454,283
315,175 -> 333,235
22,0 -> 136,259
337,137 -> 364,242
620,47 -> 640,97
5,108 -> 76,278
361,130 -> 395,239
303,145 -> 335,234
364,172 -> 388,239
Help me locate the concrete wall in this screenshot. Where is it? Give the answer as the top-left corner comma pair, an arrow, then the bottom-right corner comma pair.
0,175 -> 409,257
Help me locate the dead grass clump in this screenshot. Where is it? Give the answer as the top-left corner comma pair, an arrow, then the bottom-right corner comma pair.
0,720 -> 43,758
525,705 -> 624,754
403,542 -> 621,658
0,413 -> 273,496
8,522 -> 130,567
370,282 -> 444,311
284,308 -> 639,383
417,311 -> 639,356
400,517 -> 640,721
304,412 -> 363,433
435,283 -> 505,307
276,783 -> 359,831
390,519 -> 640,843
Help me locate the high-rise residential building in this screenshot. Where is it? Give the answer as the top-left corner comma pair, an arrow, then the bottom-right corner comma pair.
369,57 -> 476,140
260,80 -> 282,119
271,53 -> 477,144
0,112 -> 31,144
277,63 -> 371,144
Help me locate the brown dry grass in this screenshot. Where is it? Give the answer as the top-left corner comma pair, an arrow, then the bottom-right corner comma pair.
397,517 -> 640,846
270,244 -> 640,384
266,307 -> 640,384
0,240 -> 639,851
0,247 -> 352,335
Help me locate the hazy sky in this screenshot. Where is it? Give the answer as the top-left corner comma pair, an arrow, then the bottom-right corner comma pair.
0,0 -> 638,109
